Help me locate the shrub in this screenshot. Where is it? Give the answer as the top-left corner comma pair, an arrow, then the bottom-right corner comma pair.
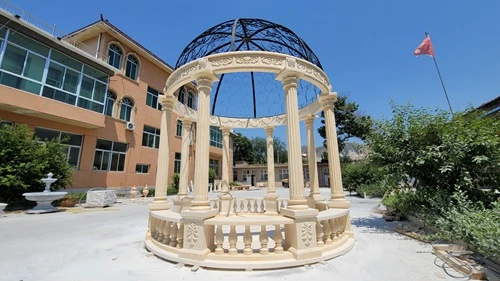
171,173 -> 179,190
0,124 -> 73,207
167,185 -> 178,195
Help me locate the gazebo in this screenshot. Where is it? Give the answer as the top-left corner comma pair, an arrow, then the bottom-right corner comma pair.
144,18 -> 354,269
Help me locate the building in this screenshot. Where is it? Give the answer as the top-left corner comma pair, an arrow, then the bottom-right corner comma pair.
0,4 -> 226,189
476,95 -> 500,118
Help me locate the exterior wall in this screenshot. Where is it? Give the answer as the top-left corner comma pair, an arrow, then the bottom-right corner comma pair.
0,21 -> 225,190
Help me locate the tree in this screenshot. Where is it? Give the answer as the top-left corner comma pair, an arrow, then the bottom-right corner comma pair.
318,95 -> 372,152
273,137 -> 288,164
369,102 -> 500,194
0,124 -> 73,206
232,133 -> 254,163
251,137 -> 267,164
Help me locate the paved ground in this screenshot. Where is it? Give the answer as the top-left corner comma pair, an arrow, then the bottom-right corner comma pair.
0,188 -> 465,281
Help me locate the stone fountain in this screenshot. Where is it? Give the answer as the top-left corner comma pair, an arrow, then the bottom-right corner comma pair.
23,172 -> 67,214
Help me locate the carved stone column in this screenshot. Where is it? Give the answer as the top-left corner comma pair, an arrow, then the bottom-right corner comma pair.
304,115 -> 323,207
190,74 -> 218,211
219,127 -> 232,214
150,94 -> 176,210
276,72 -> 307,209
177,117 -> 194,198
264,126 -> 278,215
318,92 -> 350,209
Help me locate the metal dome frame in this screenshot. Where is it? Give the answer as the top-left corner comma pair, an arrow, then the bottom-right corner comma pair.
174,18 -> 323,118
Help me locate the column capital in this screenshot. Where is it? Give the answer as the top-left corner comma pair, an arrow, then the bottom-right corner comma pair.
180,116 -> 195,126
303,115 -> 316,128
220,127 -> 231,135
195,72 -> 219,93
275,69 -> 301,90
264,126 -> 275,136
318,92 -> 338,110
159,94 -> 176,111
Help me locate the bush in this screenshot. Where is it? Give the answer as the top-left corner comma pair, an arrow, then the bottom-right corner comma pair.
0,124 -> 73,207
167,185 -> 178,195
171,173 -> 179,190
229,182 -> 240,187
434,190 -> 500,260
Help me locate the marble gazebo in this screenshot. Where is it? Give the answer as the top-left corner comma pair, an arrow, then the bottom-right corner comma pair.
144,18 -> 354,269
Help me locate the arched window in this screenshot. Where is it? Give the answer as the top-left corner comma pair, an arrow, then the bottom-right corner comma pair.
178,87 -> 186,103
187,91 -> 194,108
104,91 -> 116,117
120,97 -> 134,121
107,44 -> 122,69
125,55 -> 139,80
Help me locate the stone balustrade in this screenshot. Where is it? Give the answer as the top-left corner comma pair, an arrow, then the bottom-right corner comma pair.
145,197 -> 354,269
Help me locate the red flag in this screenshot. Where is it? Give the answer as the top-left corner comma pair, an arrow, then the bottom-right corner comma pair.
414,35 -> 434,57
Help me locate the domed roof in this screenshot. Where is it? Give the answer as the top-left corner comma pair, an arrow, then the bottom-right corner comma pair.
175,18 -> 322,69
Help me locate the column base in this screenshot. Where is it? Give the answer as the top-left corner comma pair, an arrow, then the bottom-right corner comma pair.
287,199 -> 309,210
149,198 -> 171,211
306,193 -> 325,208
327,199 -> 350,209
264,192 -> 279,215
172,196 -> 192,213
189,200 -> 212,211
219,193 -> 232,215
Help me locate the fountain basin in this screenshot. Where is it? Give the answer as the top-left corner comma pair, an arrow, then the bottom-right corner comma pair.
0,203 -> 7,217
23,191 -> 67,214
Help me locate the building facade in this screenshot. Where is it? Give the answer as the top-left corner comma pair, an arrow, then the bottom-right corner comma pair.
0,6 -> 226,189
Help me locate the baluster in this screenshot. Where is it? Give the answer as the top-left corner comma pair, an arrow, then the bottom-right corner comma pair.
322,220 -> 332,244
260,200 -> 265,213
170,223 -> 178,247
239,201 -> 245,213
316,221 -> 324,247
228,225 -> 237,255
274,224 -> 283,254
330,218 -> 339,241
250,200 -> 255,213
177,223 -> 184,248
280,200 -> 285,209
243,225 -> 253,255
233,200 -> 238,213
150,217 -> 158,238
162,221 -> 171,245
215,225 -> 224,255
259,225 -> 269,255
156,220 -> 165,241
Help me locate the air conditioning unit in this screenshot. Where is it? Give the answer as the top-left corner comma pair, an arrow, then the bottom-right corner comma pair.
126,122 -> 136,131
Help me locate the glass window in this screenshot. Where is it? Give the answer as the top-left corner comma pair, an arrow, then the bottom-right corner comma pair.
1,44 -> 27,75
46,62 -> 65,88
187,92 -> 194,108
93,139 -> 127,172
146,86 -> 161,110
135,164 -> 150,174
8,32 -> 49,57
142,125 -> 160,149
120,97 -> 133,121
83,65 -> 108,83
107,44 -> 122,69
176,120 -> 182,137
0,72 -> 41,95
233,170 -> 238,182
210,126 -> 222,148
50,49 -> 82,71
174,152 -> 181,174
178,87 -> 185,103
33,127 -> 83,169
260,169 -> 268,181
125,55 -> 138,80
42,86 -> 76,105
23,53 -> 45,81
63,68 -> 79,94
279,169 -> 289,180
104,91 -> 116,117
209,159 -> 219,176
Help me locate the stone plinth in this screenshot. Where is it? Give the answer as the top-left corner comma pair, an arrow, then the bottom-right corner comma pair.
85,190 -> 116,208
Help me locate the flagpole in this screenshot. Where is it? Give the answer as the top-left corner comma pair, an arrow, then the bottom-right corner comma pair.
426,32 -> 454,115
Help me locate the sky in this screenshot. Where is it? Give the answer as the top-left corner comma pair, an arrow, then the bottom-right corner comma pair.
7,0 -> 500,147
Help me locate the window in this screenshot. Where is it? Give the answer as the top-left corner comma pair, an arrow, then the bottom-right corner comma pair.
93,139 -> 127,171
242,170 -> 253,182
107,44 -> 122,69
33,128 -> 83,169
142,125 -> 160,149
135,164 -> 150,174
187,92 -> 194,109
178,87 -> 185,103
279,169 -> 289,180
303,167 -> 309,181
120,97 -> 134,121
0,120 -> 13,127
260,169 -> 268,181
0,29 -> 110,114
210,126 -> 222,148
209,159 -> 219,176
146,86 -> 161,110
176,120 -> 182,137
125,55 -> 138,80
174,152 -> 181,174
104,91 -> 116,117
233,170 -> 238,182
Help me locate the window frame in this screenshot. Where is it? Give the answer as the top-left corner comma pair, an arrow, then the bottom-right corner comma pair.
174,152 -> 181,174
135,164 -> 150,174
120,97 -> 134,122
125,54 -> 139,80
142,125 -> 160,149
33,127 -> 83,170
93,139 -> 128,172
107,44 -> 122,69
